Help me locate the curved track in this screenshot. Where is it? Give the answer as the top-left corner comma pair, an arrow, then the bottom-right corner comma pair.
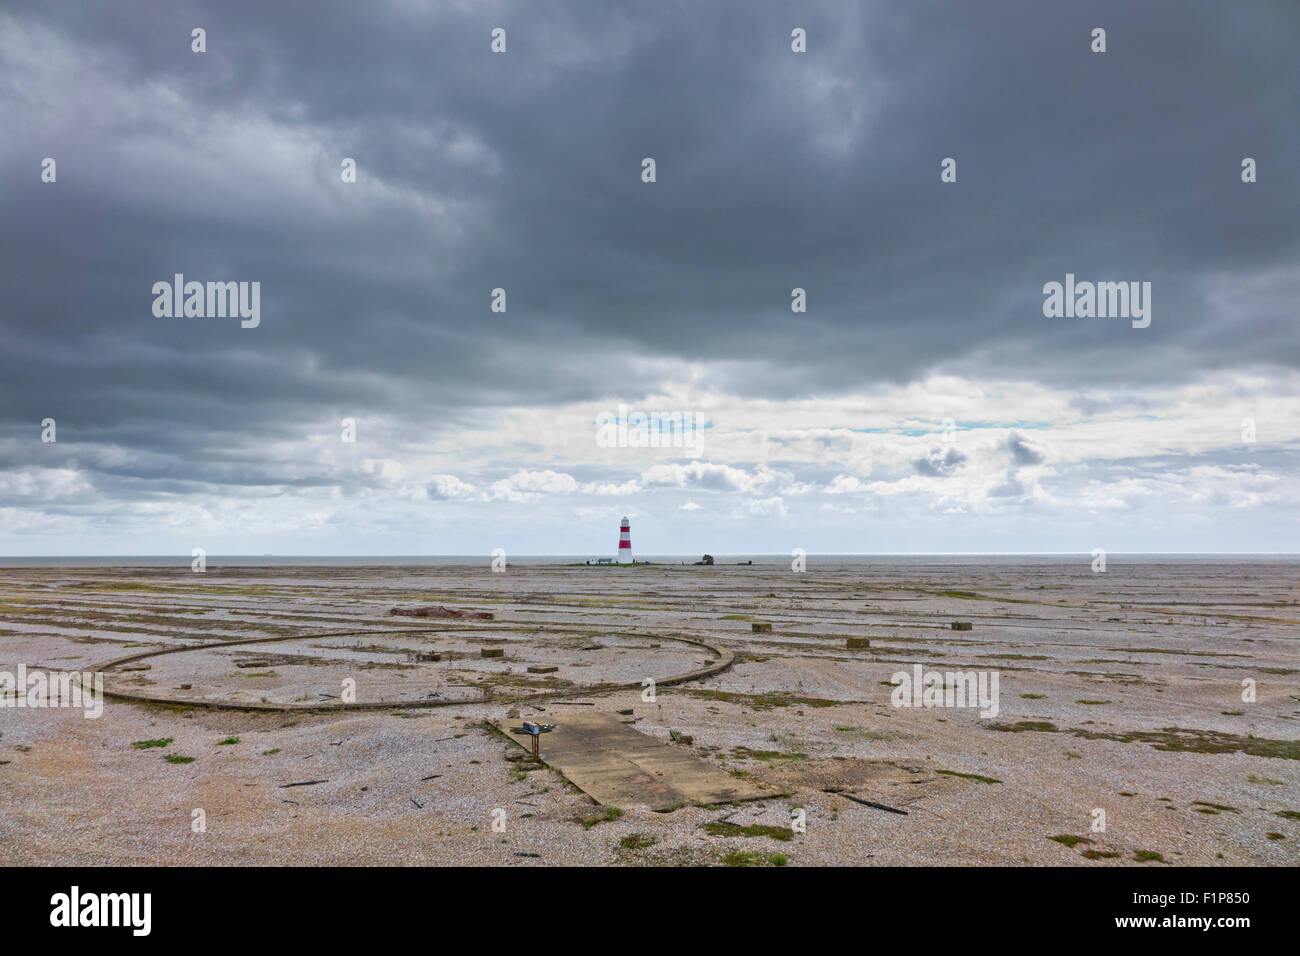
95,626 -> 736,713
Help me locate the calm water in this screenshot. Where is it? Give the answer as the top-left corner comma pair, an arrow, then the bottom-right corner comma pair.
0,554 -> 1296,568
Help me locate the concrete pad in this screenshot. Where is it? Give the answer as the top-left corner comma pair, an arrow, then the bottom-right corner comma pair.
496,711 -> 780,810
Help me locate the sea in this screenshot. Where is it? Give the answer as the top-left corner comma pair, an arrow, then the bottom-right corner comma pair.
0,554 -> 1295,568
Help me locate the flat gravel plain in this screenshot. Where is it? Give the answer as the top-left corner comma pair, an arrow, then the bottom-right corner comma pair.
1,559 -> 1297,866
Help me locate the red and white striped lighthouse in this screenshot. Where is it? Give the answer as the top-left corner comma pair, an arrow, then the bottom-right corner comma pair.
617,516 -> 632,563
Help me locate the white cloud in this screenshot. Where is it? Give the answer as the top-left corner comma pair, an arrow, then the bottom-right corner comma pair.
426,474 -> 476,500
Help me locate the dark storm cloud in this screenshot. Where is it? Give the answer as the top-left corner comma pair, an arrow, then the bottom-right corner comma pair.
1,0 -> 1297,483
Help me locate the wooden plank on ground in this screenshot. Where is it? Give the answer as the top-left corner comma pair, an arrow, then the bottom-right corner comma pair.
496,711 -> 779,810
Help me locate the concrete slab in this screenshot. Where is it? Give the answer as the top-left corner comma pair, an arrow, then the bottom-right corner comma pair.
496,711 -> 780,810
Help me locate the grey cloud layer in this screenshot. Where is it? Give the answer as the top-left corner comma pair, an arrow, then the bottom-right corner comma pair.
1,0 -> 1296,536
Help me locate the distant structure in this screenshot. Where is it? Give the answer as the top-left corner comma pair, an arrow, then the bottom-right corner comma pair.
617,516 -> 632,563
694,554 -> 714,565
586,516 -> 635,565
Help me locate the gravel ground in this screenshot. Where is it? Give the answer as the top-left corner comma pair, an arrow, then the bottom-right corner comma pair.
1,559 -> 1297,866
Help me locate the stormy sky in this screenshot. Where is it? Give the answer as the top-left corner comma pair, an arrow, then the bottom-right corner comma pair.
2,0 -> 1297,556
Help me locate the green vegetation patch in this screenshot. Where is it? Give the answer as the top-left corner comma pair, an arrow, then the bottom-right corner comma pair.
1049,834 -> 1093,848
989,722 -> 1300,760
719,850 -> 791,867
581,806 -> 624,830
990,721 -> 1059,733
1192,801 -> 1239,813
619,834 -> 658,851
730,746 -> 807,763
1248,774 -> 1284,786
683,688 -> 848,710
702,822 -> 793,842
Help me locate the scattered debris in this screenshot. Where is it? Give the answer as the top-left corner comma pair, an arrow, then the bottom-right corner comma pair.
481,648 -> 505,658
950,622 -> 973,631
410,796 -> 424,809
527,665 -> 558,674
278,779 -> 329,789
751,622 -> 772,633
846,637 -> 871,649
824,789 -> 909,815
234,660 -> 270,669
669,729 -> 695,744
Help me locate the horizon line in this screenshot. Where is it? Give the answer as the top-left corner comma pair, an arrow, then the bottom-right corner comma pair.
3,551 -> 1299,558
